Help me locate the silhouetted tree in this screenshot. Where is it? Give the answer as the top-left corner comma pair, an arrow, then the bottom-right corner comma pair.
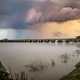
76,36 -> 80,40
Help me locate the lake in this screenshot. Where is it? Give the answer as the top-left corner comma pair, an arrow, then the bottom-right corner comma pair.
0,42 -> 80,80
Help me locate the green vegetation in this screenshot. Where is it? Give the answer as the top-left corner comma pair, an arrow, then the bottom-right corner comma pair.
60,62 -> 80,80
0,61 -> 10,80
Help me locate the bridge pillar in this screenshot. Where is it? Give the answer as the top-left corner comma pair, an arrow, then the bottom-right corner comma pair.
50,40 -> 55,43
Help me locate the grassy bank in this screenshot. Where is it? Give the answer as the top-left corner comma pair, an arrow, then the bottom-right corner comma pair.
60,62 -> 80,80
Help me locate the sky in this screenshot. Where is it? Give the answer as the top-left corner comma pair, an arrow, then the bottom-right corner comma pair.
0,0 -> 80,39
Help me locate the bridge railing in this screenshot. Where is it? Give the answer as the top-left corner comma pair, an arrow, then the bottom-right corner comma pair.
0,38 -> 80,43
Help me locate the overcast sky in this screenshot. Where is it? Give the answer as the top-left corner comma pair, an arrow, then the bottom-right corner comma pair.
0,0 -> 80,39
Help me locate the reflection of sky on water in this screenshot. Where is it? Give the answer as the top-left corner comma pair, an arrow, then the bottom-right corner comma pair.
0,43 -> 80,80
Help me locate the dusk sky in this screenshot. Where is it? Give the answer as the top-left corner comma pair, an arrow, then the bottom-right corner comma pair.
0,0 -> 80,39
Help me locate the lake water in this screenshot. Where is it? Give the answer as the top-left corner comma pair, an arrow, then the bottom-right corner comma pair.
0,42 -> 80,80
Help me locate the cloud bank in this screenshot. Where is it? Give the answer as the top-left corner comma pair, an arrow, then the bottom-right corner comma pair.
0,0 -> 80,28
26,0 -> 80,24
0,0 -> 80,39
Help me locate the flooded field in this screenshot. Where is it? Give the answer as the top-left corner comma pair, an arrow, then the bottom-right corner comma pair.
0,43 -> 80,80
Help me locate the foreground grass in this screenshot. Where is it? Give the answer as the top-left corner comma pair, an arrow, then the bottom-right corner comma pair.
60,62 -> 80,80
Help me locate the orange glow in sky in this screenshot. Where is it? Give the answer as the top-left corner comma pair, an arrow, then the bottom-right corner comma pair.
39,19 -> 80,38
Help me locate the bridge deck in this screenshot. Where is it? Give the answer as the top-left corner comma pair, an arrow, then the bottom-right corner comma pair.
0,38 -> 79,43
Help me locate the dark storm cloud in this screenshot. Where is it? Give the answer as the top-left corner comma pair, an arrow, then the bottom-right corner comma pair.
25,0 -> 80,24
0,0 -> 80,29
0,0 -> 34,28
64,0 -> 80,8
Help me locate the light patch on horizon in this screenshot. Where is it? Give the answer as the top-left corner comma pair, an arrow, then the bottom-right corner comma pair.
0,20 -> 80,39
0,29 -> 8,39
38,19 -> 80,38
0,29 -> 16,40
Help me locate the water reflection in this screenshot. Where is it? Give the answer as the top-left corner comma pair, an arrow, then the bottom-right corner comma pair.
0,43 -> 80,80
59,49 -> 80,64
24,59 -> 56,72
50,59 -> 55,67
24,62 -> 47,72
75,49 -> 80,56
60,53 -> 70,63
76,43 -> 80,48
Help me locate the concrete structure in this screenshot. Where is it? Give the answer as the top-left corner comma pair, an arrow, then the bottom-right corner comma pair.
0,37 -> 80,43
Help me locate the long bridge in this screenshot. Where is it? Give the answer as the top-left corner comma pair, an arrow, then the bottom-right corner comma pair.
0,37 -> 80,43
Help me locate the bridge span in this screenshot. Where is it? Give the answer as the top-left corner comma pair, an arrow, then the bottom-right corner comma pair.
0,38 -> 80,43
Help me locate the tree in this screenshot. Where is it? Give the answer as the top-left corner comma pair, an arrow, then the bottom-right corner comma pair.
76,36 -> 80,40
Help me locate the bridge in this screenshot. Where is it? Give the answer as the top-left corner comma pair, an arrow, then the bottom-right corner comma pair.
0,37 -> 80,43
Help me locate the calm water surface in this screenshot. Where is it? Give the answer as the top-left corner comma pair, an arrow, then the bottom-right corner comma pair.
0,43 -> 80,80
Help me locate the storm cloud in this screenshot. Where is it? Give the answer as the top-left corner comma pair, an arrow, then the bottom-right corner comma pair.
0,0 -> 80,39
26,0 -> 80,24
0,0 -> 80,28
